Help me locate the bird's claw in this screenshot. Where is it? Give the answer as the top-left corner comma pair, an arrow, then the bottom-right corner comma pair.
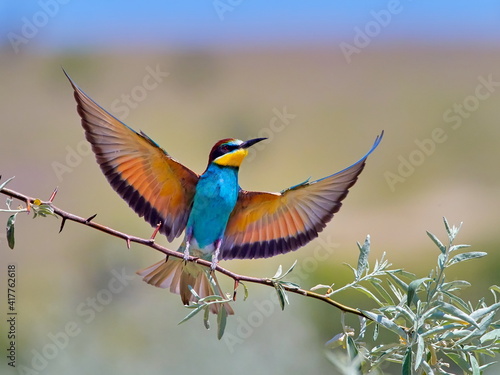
210,259 -> 218,271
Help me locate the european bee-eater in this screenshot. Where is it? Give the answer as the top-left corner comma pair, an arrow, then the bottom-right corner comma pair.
65,70 -> 383,315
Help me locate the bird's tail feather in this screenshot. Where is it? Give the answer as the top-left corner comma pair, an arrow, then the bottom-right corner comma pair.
137,257 -> 234,315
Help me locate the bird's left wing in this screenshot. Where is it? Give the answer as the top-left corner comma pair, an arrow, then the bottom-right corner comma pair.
65,70 -> 199,241
220,132 -> 383,260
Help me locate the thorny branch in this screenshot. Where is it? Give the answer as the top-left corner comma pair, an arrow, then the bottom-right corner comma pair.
0,186 -> 371,320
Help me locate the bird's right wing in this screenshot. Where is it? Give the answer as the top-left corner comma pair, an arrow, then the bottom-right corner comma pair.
65,70 -> 199,240
220,132 -> 383,259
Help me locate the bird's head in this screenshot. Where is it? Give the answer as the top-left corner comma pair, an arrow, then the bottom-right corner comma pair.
208,138 -> 266,168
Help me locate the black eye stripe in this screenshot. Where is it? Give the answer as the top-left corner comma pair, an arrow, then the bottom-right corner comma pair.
221,144 -> 238,152
212,144 -> 236,159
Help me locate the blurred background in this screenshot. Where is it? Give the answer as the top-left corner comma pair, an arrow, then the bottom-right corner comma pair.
1,1 -> 500,374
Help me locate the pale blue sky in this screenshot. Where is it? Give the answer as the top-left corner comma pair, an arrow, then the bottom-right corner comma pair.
1,1 -> 500,52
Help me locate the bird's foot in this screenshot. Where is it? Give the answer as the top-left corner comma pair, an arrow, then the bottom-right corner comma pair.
211,239 -> 221,271
183,248 -> 191,263
210,259 -> 218,271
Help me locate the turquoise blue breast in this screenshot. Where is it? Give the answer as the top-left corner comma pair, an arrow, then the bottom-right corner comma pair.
187,164 -> 239,250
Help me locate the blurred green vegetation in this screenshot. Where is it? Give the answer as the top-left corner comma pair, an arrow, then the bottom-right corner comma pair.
1,46 -> 500,374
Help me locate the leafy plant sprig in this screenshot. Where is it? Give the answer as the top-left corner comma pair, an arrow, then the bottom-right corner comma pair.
1,176 -> 57,249
325,218 -> 500,375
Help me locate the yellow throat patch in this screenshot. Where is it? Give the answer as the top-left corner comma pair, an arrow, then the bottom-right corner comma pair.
213,148 -> 248,167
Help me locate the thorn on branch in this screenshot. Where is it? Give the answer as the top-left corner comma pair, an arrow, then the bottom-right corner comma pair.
49,187 -> 58,202
126,238 -> 131,249
85,213 -> 97,223
59,217 -> 67,233
150,221 -> 162,241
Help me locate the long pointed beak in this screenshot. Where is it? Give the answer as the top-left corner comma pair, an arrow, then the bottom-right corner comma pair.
241,137 -> 267,149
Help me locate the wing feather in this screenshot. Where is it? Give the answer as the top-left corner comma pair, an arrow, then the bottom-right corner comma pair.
65,70 -> 198,241
220,132 -> 383,259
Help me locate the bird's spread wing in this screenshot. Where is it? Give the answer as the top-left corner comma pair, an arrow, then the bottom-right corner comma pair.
220,132 -> 383,259
65,70 -> 199,241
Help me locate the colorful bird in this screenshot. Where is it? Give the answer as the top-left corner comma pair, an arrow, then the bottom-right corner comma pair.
65,70 -> 383,315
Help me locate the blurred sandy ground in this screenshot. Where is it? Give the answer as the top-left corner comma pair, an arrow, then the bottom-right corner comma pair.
1,4 -> 500,375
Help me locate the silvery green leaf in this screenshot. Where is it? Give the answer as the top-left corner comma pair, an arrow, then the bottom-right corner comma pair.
480,328 -> 500,344
344,262 -> 358,277
444,352 -> 470,372
439,329 -> 471,340
325,332 -> 346,349
368,279 -> 395,305
0,176 -> 15,191
443,217 -> 451,236
448,252 -> 487,267
456,311 -> 496,345
490,285 -> 500,294
356,235 -> 370,279
386,279 -> 404,301
279,281 -> 301,290
274,283 -> 288,311
479,362 -> 499,371
188,285 -> 200,300
473,347 -> 497,357
414,334 -> 425,371
420,360 -> 434,375
217,305 -> 228,340
449,244 -> 470,252
392,304 -> 417,322
407,277 -> 430,307
352,285 -> 383,306
346,335 -> 358,361
427,230 -> 446,254
402,347 -> 412,375
441,280 -> 471,292
437,253 -> 446,269
390,269 -> 417,281
441,290 -> 470,312
280,285 -> 290,306
310,284 -> 331,292
438,301 -> 479,328
359,316 -> 367,339
420,323 -> 464,339
420,305 -> 441,322
280,259 -> 298,279
241,281 -> 249,301
372,321 -> 379,341
272,264 -> 283,279
469,353 -> 480,375
448,221 -> 463,242
387,272 -> 408,292
198,295 -> 224,304
470,301 -> 500,320
360,310 -> 408,340
203,306 -> 210,330
6,214 -> 16,249
178,304 -> 205,325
